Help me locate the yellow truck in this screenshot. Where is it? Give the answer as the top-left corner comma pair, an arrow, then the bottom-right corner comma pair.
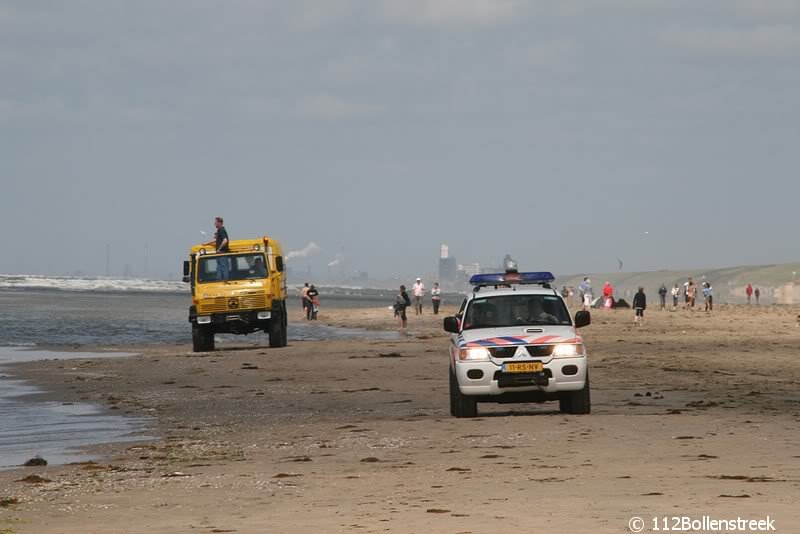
183,236 -> 288,352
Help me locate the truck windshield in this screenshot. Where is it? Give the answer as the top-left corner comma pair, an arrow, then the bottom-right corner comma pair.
463,294 -> 571,330
198,253 -> 268,283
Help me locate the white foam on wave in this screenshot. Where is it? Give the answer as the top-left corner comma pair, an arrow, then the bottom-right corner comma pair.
0,274 -> 188,294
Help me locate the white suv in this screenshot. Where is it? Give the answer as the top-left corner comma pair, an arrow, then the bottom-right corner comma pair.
443,272 -> 591,418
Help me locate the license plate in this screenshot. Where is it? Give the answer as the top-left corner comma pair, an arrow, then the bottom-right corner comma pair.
503,361 -> 544,373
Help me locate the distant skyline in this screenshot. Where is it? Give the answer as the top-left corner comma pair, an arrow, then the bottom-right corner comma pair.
2,1 -> 798,279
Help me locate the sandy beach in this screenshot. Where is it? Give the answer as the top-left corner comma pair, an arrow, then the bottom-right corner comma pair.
1,304 -> 800,533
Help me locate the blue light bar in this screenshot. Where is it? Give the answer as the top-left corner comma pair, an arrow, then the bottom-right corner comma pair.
469,271 -> 555,286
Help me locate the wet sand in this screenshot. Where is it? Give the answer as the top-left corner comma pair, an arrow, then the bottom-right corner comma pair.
1,304 -> 800,533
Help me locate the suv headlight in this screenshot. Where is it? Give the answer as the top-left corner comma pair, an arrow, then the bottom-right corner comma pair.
458,347 -> 490,361
552,343 -> 585,358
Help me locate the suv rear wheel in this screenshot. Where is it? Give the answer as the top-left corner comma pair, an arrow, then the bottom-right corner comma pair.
191,323 -> 215,352
449,368 -> 477,418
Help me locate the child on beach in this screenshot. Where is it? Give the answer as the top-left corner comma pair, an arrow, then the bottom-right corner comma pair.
658,284 -> 667,310
633,287 -> 646,325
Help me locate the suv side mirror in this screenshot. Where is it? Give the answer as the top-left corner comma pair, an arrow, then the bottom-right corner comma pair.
443,316 -> 459,334
275,256 -> 285,272
574,310 -> 591,328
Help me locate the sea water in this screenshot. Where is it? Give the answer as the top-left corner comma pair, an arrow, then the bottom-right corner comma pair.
0,284 -> 398,468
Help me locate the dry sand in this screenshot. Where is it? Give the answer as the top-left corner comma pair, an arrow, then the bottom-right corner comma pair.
1,304 -> 800,533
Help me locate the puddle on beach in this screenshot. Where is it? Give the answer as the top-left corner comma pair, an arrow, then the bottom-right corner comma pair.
0,347 -> 154,470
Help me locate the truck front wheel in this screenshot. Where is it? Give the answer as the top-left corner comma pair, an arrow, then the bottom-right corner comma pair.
268,302 -> 288,348
192,323 -> 215,352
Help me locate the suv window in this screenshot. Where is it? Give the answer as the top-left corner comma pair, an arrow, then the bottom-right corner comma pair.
463,294 -> 570,330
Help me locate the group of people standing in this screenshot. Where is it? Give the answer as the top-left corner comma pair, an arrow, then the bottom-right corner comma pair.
394,278 -> 442,330
300,283 -> 320,320
746,284 -> 761,305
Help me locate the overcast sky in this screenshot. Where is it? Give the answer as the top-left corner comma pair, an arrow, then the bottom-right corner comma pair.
1,0 -> 798,280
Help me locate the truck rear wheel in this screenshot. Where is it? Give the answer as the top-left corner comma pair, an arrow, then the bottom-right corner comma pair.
268,302 -> 288,348
192,323 -> 215,352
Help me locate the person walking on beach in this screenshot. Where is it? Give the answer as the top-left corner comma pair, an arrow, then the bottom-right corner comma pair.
203,217 -> 230,280
307,284 -> 319,320
301,283 -> 310,316
395,285 -> 411,331
412,278 -> 426,315
702,282 -> 713,312
746,283 -> 753,305
671,284 -> 680,310
755,287 -> 760,305
431,282 -> 442,315
687,279 -> 697,311
602,281 -> 614,309
633,287 -> 646,325
561,286 -> 569,299
579,278 -> 593,311
658,284 -> 668,311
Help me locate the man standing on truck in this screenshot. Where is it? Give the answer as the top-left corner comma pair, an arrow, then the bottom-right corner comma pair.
204,217 -> 230,280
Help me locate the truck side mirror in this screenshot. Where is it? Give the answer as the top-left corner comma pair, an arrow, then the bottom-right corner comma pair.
443,316 -> 460,334
574,310 -> 590,328
275,256 -> 285,272
182,261 -> 190,283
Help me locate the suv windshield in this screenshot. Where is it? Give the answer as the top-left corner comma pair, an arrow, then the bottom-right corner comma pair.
198,253 -> 267,283
463,294 -> 571,330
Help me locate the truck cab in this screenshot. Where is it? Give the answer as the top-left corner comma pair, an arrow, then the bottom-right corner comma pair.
183,235 -> 288,352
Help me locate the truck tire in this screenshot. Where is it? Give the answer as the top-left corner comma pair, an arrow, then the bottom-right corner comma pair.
268,302 -> 288,348
562,372 -> 591,415
192,323 -> 215,352
449,368 -> 477,418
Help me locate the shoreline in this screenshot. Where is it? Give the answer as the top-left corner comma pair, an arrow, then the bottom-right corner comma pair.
1,305 -> 799,532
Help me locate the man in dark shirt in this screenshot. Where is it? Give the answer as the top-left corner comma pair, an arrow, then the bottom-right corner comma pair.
633,287 -> 646,325
204,217 -> 230,280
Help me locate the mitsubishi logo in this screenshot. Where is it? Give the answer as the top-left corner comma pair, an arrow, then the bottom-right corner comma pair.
228,297 -> 240,309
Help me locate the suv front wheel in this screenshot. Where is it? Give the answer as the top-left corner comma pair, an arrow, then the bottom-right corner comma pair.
558,372 -> 591,414
449,368 -> 477,418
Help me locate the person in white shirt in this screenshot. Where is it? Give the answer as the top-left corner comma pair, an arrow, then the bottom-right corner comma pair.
412,278 -> 426,315
431,282 -> 442,315
671,284 -> 680,310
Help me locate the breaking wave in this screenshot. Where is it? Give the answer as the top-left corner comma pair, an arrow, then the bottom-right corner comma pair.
0,274 -> 188,294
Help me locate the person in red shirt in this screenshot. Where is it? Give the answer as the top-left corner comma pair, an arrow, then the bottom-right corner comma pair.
602,282 -> 614,309
746,284 -> 753,305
